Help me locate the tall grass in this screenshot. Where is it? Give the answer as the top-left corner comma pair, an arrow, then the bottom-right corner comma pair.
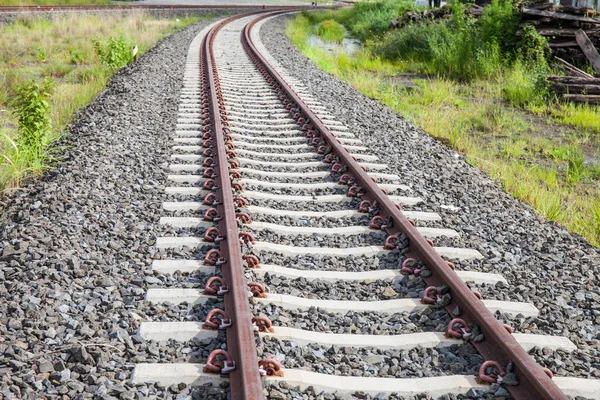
335,0 -> 418,40
316,20 -> 345,43
0,12 -> 205,191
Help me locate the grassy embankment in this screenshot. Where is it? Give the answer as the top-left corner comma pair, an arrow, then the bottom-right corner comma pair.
0,12 -> 207,191
288,0 -> 600,246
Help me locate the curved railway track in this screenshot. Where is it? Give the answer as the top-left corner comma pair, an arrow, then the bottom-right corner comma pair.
0,5 -> 301,12
128,11 -> 600,400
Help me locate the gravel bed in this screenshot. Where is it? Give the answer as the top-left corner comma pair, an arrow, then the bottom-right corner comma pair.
255,274 -> 424,301
246,230 -> 387,248
250,214 -> 371,227
235,145 -> 315,154
0,18 -> 227,399
238,162 -> 329,173
240,171 -> 340,184
263,381 -> 504,400
237,153 -> 323,163
260,14 -> 600,379
245,198 -> 364,212
257,336 -> 482,378
254,251 -> 404,272
251,303 -> 451,334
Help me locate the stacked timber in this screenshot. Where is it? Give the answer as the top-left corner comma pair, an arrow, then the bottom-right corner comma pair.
547,29 -> 600,103
548,75 -> 600,103
519,6 -> 600,61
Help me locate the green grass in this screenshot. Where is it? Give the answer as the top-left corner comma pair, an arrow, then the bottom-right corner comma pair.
316,19 -> 345,43
0,12 -> 207,190
287,10 -> 600,247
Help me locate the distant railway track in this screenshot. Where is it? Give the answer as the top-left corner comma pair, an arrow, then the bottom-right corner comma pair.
114,10 -> 600,400
0,4 -> 307,12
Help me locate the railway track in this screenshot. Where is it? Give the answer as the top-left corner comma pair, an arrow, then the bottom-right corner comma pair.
125,11 -> 600,400
0,5 -> 302,13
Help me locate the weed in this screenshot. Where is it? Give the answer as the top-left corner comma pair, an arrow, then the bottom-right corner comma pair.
70,49 -> 85,65
501,58 -> 549,107
338,0 -> 418,41
36,47 -> 47,63
566,152 -> 585,185
92,35 -> 134,71
316,20 -> 345,43
10,77 -> 54,156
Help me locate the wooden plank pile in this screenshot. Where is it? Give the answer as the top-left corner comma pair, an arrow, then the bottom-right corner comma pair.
546,26 -> 600,103
519,5 -> 600,61
518,3 -> 600,103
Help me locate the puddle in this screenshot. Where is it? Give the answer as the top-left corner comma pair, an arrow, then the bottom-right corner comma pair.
307,33 -> 362,56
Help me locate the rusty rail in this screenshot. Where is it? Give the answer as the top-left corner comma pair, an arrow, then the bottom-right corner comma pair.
199,10 -> 309,399
241,12 -> 568,400
200,13 -> 264,400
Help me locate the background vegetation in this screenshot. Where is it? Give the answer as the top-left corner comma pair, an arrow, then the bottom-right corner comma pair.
289,0 -> 600,246
0,12 -> 204,191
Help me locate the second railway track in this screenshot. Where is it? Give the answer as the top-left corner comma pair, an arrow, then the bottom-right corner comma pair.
129,11 -> 599,400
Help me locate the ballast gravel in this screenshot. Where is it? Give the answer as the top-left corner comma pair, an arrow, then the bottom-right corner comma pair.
255,273 -> 425,301
0,17 -> 230,399
251,303 -> 451,335
258,13 -> 600,398
257,336 -> 483,378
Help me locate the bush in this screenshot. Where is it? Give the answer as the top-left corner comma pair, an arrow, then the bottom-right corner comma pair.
92,35 -> 134,71
479,0 -> 519,47
9,77 -> 54,156
340,0 -> 417,41
373,8 -> 500,81
316,19 -> 345,43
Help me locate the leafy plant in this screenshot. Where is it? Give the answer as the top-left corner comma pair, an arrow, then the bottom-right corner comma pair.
519,24 -> 550,64
36,47 -> 47,62
9,77 -> 54,157
70,49 -> 85,64
92,35 -> 134,71
478,0 -> 519,47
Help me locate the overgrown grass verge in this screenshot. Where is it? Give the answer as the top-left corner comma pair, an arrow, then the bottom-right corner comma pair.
287,11 -> 600,246
0,12 -> 207,191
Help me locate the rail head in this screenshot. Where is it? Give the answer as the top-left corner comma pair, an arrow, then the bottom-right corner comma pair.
241,12 -> 568,400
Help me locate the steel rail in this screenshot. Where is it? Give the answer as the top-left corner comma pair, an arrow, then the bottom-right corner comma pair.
201,13 -> 265,400
199,10 -> 307,399
242,13 -> 568,400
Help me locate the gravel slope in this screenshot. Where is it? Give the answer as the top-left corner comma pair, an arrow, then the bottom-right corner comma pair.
258,13 -> 600,399
0,18 -> 229,400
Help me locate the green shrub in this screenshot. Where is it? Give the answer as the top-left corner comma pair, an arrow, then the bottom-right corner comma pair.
92,35 -> 134,71
479,0 -> 519,47
373,11 -> 498,81
316,19 -> 345,43
9,77 -> 54,156
519,24 -> 550,64
341,0 -> 418,41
